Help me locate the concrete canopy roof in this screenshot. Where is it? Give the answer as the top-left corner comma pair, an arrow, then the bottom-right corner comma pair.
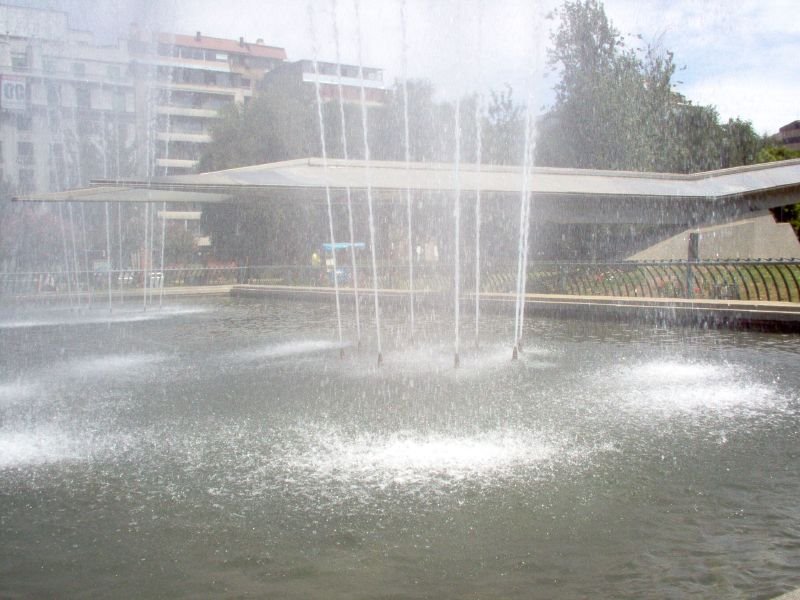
16,157 -> 800,226
14,186 -> 231,204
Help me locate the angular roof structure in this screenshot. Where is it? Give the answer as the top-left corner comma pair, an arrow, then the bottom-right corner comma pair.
15,157 -> 800,226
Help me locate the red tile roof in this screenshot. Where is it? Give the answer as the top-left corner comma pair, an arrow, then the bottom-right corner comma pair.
157,32 -> 287,60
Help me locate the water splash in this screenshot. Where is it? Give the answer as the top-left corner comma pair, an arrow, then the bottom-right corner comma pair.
0,304 -> 208,329
56,353 -> 165,379
598,359 -> 790,419
274,427 -> 577,491
235,339 -> 348,362
0,380 -> 40,405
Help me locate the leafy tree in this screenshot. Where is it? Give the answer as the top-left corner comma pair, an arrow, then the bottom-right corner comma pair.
756,145 -> 800,163
0,181 -> 73,272
537,0 -> 765,175
483,85 -> 524,165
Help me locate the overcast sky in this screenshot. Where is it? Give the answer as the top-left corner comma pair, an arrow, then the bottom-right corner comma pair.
51,0 -> 800,134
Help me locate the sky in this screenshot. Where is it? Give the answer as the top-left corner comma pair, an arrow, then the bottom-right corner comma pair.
24,0 -> 800,134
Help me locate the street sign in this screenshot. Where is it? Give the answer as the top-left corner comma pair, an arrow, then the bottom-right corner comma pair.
1,75 -> 27,110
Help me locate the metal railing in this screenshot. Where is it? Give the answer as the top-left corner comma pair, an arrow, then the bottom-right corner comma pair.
2,260 -> 799,303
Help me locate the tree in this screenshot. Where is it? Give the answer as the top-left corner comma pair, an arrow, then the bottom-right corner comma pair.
483,85 -> 524,165
537,0 -> 764,175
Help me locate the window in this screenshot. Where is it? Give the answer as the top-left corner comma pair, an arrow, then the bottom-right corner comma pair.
112,90 -> 126,112
107,65 -> 121,80
78,119 -> 99,135
11,52 -> 28,71
18,168 -> 35,192
47,112 -> 61,131
43,57 -> 57,73
16,114 -> 32,130
47,82 -> 61,106
17,142 -> 34,165
72,62 -> 86,78
75,86 -> 91,109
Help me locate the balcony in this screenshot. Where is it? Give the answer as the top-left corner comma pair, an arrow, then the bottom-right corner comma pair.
156,105 -> 220,119
157,210 -> 202,220
156,132 -> 212,144
155,158 -> 198,169
157,81 -> 250,97
302,71 -> 386,91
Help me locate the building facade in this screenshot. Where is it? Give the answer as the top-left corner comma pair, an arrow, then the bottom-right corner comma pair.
0,4 -> 137,193
263,59 -> 387,106
0,5 -> 290,191
777,120 -> 800,152
0,4 -> 387,268
142,31 -> 286,175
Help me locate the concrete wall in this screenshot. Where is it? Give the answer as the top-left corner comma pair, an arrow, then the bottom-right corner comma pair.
629,212 -> 800,260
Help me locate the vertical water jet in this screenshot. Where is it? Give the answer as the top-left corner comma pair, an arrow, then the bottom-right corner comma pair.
400,0 -> 416,345
331,0 -> 362,348
309,4 -> 345,355
472,1 -> 485,349
453,97 -> 462,369
355,0 -> 383,365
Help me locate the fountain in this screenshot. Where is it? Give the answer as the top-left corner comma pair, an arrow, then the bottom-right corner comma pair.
1,2 -> 800,599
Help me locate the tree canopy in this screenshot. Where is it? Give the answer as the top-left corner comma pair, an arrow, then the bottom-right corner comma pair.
536,0 -> 766,174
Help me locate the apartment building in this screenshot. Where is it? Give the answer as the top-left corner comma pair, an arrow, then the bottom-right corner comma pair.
262,59 -> 387,106
0,4 -> 290,191
0,4 -> 137,193
141,31 -> 287,175
777,120 -> 800,152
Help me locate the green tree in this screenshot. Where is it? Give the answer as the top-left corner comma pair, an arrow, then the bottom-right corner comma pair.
483,85 -> 524,165
537,0 -> 765,175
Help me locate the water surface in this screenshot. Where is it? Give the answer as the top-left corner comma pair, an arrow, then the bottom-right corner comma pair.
1,297 -> 798,598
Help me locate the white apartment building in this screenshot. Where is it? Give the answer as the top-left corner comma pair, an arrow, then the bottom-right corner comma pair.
0,5 -> 289,191
264,59 -> 387,106
0,4 -> 137,193
140,31 -> 287,175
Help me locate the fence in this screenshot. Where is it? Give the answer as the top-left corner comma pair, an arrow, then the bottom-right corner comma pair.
2,260 -> 799,303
